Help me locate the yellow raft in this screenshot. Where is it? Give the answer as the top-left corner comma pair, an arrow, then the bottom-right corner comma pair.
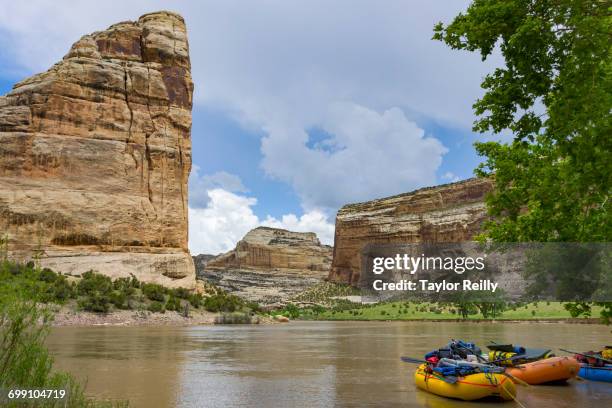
415,364 -> 516,401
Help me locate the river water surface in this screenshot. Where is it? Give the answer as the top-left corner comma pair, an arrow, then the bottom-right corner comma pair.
47,321 -> 611,407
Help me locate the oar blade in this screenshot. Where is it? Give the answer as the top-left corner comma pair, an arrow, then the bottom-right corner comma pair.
400,356 -> 426,364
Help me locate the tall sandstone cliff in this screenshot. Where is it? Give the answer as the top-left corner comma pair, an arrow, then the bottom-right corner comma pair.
199,227 -> 333,304
0,11 -> 196,287
328,178 -> 493,285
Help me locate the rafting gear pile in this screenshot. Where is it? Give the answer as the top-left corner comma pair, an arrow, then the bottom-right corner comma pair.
402,339 -> 611,401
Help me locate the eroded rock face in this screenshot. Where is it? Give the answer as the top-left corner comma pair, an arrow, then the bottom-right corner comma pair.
198,227 -> 333,303
0,11 -> 195,288
328,178 -> 493,285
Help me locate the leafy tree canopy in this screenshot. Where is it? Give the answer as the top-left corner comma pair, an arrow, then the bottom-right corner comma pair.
434,0 -> 611,242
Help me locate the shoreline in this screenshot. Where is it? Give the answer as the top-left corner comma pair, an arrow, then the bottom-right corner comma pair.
52,309 -> 217,327
50,310 -> 605,327
302,317 -> 605,324
51,309 -> 277,327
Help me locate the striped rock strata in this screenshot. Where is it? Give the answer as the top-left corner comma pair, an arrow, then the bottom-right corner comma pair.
328,178 -> 493,286
0,11 -> 196,287
198,227 -> 333,304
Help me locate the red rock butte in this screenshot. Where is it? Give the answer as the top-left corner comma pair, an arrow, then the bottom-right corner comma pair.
328,178 -> 493,286
0,11 -> 195,287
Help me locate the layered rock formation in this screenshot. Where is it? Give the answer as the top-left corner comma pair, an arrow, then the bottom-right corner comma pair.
197,227 -> 332,303
328,178 -> 493,285
0,11 -> 196,287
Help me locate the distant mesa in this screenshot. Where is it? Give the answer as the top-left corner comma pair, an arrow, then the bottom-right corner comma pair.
194,227 -> 333,304
0,11 -> 196,287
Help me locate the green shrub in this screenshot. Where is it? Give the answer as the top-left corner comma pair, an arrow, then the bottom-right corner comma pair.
78,292 -> 110,313
74,271 -> 113,313
172,287 -> 191,299
188,293 -> 203,308
38,267 -> 57,283
128,274 -> 141,289
77,271 -> 112,296
109,290 -> 128,310
148,301 -> 165,313
43,276 -> 74,303
165,296 -> 181,312
203,292 -> 244,313
311,304 -> 326,314
8,262 -> 23,276
281,303 -> 300,319
111,275 -> 141,294
142,283 -> 166,302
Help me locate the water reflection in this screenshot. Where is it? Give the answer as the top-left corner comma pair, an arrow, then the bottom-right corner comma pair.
46,322 -> 612,407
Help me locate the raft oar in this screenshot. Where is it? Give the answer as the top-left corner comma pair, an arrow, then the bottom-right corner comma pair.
559,349 -> 612,365
399,357 -> 458,384
400,356 -> 428,364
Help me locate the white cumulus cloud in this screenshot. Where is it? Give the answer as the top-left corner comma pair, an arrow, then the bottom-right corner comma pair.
189,189 -> 334,255
189,165 -> 247,208
262,102 -> 447,210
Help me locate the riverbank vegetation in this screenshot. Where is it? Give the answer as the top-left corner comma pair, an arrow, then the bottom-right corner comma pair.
0,259 -> 256,318
0,296 -> 128,406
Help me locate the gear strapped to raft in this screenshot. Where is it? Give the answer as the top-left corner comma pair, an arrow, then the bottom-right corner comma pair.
422,340 -> 506,380
424,339 -> 482,363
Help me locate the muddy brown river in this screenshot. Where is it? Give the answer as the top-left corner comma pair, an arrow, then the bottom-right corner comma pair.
46,321 -> 611,407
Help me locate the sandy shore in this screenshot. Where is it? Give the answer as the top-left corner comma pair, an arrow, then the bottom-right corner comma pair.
51,308 -> 219,327
51,308 -> 278,327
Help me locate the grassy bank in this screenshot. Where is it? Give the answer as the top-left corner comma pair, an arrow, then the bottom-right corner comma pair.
296,301 -> 604,321
280,283 -> 606,322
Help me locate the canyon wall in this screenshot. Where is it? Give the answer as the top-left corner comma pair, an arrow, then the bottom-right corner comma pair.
0,11 -> 196,288
197,227 -> 332,304
328,178 -> 493,285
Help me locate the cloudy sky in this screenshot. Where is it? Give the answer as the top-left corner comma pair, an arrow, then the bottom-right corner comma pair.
0,1 -> 501,254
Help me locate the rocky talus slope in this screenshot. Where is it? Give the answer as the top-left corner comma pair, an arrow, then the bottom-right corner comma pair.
328,178 -> 493,285
0,11 -> 196,287
196,227 -> 332,304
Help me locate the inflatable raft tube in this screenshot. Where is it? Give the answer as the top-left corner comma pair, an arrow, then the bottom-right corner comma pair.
414,364 -> 516,401
578,364 -> 612,383
506,356 -> 580,385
